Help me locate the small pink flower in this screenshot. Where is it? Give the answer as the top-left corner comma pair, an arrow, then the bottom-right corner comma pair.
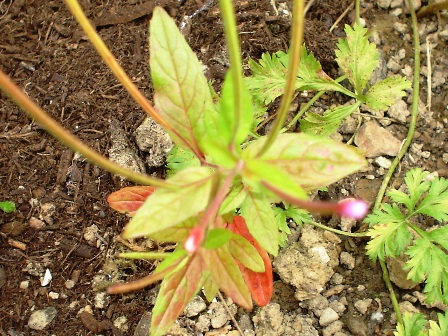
184,227 -> 204,253
336,198 -> 369,219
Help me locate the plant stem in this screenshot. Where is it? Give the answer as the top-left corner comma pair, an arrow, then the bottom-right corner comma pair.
370,0 -> 421,326
63,0 -> 201,158
0,69 -> 175,188
219,0 -> 244,150
310,221 -> 368,238
355,0 -> 361,26
257,0 -> 305,156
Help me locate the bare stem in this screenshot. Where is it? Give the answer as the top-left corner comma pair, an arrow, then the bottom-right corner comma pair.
0,68 -> 175,188
257,0 -> 305,156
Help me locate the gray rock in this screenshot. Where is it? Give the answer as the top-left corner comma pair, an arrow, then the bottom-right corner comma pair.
303,294 -> 329,317
253,303 -> 284,335
354,299 -> 372,315
135,117 -> 173,167
133,312 -> 152,336
375,156 -> 392,169
28,307 -> 57,330
184,296 -> 206,317
319,308 -> 339,327
387,256 -> 417,289
354,121 -> 402,157
339,252 -> 356,270
377,0 -> 392,8
388,99 -> 410,123
323,320 -> 344,336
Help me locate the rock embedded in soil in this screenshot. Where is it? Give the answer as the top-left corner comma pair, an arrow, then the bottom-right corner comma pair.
319,307 -> 339,327
28,307 -> 57,330
354,121 -> 402,157
184,295 -> 207,317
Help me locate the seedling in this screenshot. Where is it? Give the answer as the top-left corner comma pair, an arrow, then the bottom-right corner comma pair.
0,201 -> 15,213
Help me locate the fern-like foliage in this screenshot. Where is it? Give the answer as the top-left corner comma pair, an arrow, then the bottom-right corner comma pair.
365,168 -> 448,305
274,204 -> 313,247
394,312 -> 448,336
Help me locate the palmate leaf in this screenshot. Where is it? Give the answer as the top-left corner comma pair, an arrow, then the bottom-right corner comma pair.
151,253 -> 205,336
365,76 -> 411,111
335,24 -> 378,94
405,237 -> 448,304
242,133 -> 366,190
394,313 -> 428,336
123,167 -> 215,239
414,175 -> 448,221
246,49 -> 348,106
387,168 -> 431,213
429,312 -> 448,336
365,204 -> 411,261
150,7 -> 217,152
273,207 -> 292,247
300,103 -> 359,136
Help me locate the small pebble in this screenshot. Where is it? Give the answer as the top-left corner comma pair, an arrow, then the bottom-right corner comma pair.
28,307 -> 57,330
340,252 -> 356,270
354,299 -> 372,315
319,307 -> 339,327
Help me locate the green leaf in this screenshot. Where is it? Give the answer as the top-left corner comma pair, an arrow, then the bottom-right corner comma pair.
242,133 -> 366,190
246,52 -> 288,105
166,145 -> 201,177
429,312 -> 448,336
414,175 -> 448,221
365,76 -> 411,111
394,312 -> 428,336
335,24 -> 378,94
243,158 -> 308,201
203,229 -> 233,249
405,237 -> 448,304
151,253 -> 205,336
219,183 -> 247,215
387,168 -> 431,214
200,245 -> 253,309
229,234 -> 265,272
245,49 -> 351,106
365,204 -> 411,261
123,167 -> 215,239
273,207 -> 290,247
240,191 -> 278,256
150,217 -> 198,242
0,201 -> 15,213
300,103 -> 359,136
202,271 -> 220,302
150,7 -> 217,152
218,70 -> 253,147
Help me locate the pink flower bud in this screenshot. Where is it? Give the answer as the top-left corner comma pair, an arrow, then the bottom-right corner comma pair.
336,199 -> 369,219
184,227 -> 204,253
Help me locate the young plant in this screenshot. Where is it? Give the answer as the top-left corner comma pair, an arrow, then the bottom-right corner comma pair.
394,311 -> 448,336
246,24 -> 411,136
366,168 -> 448,305
0,201 -> 15,213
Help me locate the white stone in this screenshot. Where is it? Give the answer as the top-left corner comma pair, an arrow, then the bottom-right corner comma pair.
48,292 -> 59,300
388,99 -> 410,123
83,224 -> 99,245
20,280 -> 30,289
28,307 -> 57,330
319,308 -> 339,327
184,296 -> 207,317
94,292 -> 109,309
41,269 -> 52,287
354,299 -> 372,315
375,156 -> 392,169
377,0 -> 392,8
114,316 -> 129,332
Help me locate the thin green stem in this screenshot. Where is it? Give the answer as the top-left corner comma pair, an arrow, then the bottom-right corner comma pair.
63,0 -> 204,160
219,0 -> 244,150
355,0 -> 361,26
257,0 -> 305,156
0,69 -> 175,188
370,0 -> 421,326
310,221 -> 368,238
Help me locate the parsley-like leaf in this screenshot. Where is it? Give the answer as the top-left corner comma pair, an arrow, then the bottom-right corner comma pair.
394,313 -> 428,336
365,204 -> 411,261
335,24 -> 378,95
365,76 -> 411,111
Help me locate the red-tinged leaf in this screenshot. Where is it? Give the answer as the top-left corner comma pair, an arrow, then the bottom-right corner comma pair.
107,186 -> 156,216
228,216 -> 273,306
200,245 -> 253,310
151,253 -> 205,336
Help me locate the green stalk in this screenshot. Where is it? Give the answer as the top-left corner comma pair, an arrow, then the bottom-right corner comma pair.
310,221 -> 368,238
219,0 -> 244,150
0,69 -> 175,188
355,0 -> 361,26
370,0 -> 421,326
257,0 -> 305,156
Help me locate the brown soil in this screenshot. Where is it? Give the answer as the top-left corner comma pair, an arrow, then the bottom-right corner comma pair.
1,0 -> 447,335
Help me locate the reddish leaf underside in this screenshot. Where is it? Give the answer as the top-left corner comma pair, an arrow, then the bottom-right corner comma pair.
229,216 -> 273,306
151,253 -> 205,336
107,186 -> 156,216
